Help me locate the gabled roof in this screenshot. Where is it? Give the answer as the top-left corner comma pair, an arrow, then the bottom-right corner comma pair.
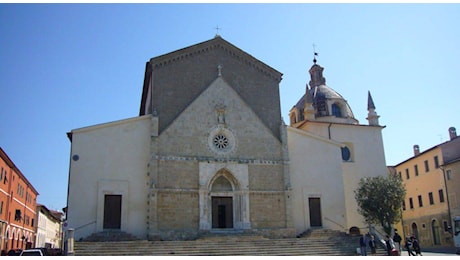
138,36 -> 284,140
140,36 -> 283,116
149,36 -> 282,81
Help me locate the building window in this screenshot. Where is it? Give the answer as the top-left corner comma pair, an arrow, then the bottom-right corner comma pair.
332,103 -> 342,117
409,198 -> 414,209
444,221 -> 449,232
0,201 -> 3,214
398,171 -> 402,179
434,156 -> 439,168
406,169 -> 410,179
402,200 -> 406,211
341,146 -> 351,161
446,169 -> 452,180
418,195 -> 423,207
424,160 -> 429,172
14,209 -> 21,221
290,111 -> 297,124
414,165 -> 419,176
439,189 -> 445,203
429,192 -> 434,205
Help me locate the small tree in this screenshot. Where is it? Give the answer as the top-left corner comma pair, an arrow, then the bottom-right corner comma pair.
354,174 -> 406,235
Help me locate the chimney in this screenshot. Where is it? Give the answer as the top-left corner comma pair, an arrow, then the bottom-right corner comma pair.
449,127 -> 457,140
413,145 -> 420,156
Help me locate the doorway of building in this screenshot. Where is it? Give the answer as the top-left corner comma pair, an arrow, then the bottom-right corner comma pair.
212,196 -> 233,228
411,222 -> 419,239
309,197 -> 322,227
103,194 -> 122,229
432,219 -> 441,245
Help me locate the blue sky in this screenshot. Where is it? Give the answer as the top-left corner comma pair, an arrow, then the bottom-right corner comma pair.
1,4 -> 459,211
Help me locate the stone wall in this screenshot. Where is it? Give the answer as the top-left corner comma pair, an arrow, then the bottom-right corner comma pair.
157,190 -> 200,230
403,213 -> 453,247
250,192 -> 287,228
149,40 -> 282,141
157,160 -> 199,189
249,164 -> 285,191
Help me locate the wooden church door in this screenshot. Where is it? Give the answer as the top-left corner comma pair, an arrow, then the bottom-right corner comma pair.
309,197 -> 322,227
103,194 -> 122,229
212,196 -> 233,228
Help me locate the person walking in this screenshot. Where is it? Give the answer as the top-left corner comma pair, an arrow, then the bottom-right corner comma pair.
412,236 -> 422,256
393,230 -> 402,255
405,236 -> 416,256
359,233 -> 367,256
368,235 -> 377,256
385,235 -> 395,256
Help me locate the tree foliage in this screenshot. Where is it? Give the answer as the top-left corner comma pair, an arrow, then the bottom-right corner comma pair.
354,174 -> 406,235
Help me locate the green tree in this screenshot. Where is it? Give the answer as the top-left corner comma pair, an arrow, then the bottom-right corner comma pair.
354,174 -> 406,235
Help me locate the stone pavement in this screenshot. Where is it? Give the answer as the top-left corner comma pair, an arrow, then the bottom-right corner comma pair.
400,247 -> 458,256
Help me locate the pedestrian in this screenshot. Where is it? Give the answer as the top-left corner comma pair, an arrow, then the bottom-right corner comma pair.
359,233 -> 367,256
405,236 -> 416,256
393,229 -> 402,255
412,236 -> 422,256
385,235 -> 395,256
368,235 -> 377,255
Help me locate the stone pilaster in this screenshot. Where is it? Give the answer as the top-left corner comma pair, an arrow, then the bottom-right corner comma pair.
147,114 -> 160,240
280,122 -> 294,229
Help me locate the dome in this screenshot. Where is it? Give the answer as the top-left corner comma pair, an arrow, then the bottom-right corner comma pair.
310,84 -> 356,120
289,62 -> 359,125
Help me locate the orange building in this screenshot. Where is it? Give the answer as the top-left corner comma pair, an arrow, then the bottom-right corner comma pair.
0,147 -> 39,254
394,127 -> 460,248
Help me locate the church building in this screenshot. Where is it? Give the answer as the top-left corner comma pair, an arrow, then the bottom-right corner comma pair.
65,36 -> 387,241
287,57 -> 387,234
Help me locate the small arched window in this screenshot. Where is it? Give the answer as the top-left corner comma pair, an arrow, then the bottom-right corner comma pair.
332,103 -> 342,117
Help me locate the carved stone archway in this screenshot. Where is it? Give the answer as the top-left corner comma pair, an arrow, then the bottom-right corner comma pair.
199,163 -> 250,231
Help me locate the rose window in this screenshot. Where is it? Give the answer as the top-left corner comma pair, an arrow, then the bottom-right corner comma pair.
208,126 -> 236,155
213,134 -> 229,149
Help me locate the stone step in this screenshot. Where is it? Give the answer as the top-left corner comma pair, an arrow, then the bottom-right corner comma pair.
74,229 -> 389,256
75,239 -> 387,256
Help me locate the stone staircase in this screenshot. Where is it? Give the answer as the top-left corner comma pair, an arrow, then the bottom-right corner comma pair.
74,229 -> 388,256
81,230 -> 140,242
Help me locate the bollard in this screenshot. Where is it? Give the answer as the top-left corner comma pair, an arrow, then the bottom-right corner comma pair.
67,228 -> 75,256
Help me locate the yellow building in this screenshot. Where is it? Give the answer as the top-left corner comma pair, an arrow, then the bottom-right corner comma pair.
445,157 -> 460,223
394,127 -> 460,248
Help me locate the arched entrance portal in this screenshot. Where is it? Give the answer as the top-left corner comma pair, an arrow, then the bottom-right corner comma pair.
211,174 -> 234,229
199,163 -> 251,231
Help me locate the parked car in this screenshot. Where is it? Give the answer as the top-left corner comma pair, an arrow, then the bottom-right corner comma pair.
7,249 -> 22,256
19,249 -> 44,256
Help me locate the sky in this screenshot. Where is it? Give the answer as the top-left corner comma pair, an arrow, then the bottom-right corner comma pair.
1,4 -> 459,211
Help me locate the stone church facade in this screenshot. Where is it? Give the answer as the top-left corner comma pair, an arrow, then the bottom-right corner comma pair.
66,36 -> 387,241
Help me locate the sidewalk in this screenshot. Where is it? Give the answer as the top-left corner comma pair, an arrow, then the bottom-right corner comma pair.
401,246 -> 458,255
419,246 -> 458,254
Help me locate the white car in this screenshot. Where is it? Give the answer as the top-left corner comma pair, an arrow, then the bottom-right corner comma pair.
19,249 -> 44,256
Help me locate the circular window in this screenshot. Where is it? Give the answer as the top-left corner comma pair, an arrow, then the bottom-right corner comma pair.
208,126 -> 236,155
213,134 -> 229,149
